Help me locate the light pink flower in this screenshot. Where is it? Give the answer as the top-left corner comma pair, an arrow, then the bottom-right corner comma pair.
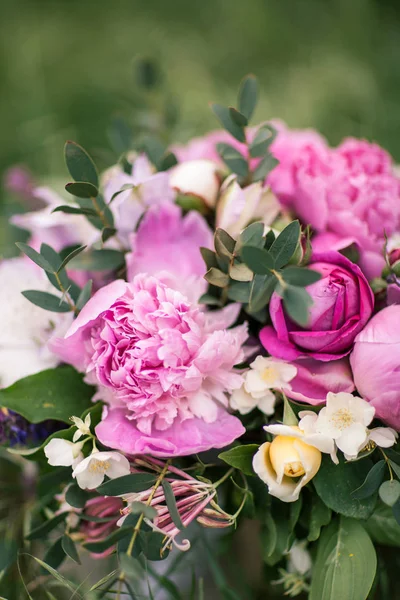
350,305 -> 400,430
51,274 -> 247,456
126,202 -> 212,304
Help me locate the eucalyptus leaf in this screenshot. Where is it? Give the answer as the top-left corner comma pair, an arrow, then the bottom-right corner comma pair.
52,205 -> 97,217
249,125 -> 277,158
352,461 -> 386,500
139,531 -> 169,561
211,104 -> 246,143
26,513 -> 66,540
228,260 -> 253,282
56,245 -> 86,273
130,501 -> 158,521
22,290 -> 72,313
282,266 -> 321,287
205,267 -> 230,288
282,285 -> 312,327
252,153 -> 279,181
309,517 -> 377,600
214,228 -> 236,257
379,480 -> 400,506
42,537 -> 66,572
68,249 -> 125,271
65,484 -> 90,509
16,242 -> 54,273
216,142 -> 248,178
308,495 -> 332,542
162,480 -> 185,530
61,534 -> 81,564
218,444 -> 258,476
269,220 -> 301,268
227,281 -> 251,302
159,151 -> 178,171
241,246 -> 274,274
238,221 -> 265,249
101,227 -> 117,243
0,366 -> 94,423
200,247 -> 218,270
228,106 -> 248,127
65,181 -> 99,198
65,140 -> 99,187
238,74 -> 258,121
76,279 -> 93,310
248,272 -> 277,312
97,473 -> 157,496
83,526 -> 132,553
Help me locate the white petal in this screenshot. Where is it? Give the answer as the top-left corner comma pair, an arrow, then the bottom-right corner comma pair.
369,427 -> 398,448
107,455 -> 131,479
348,396 -> 375,426
252,442 -> 299,502
257,392 -> 276,416
245,370 -> 268,394
335,423 -> 368,458
45,439 -> 75,467
230,387 -> 258,415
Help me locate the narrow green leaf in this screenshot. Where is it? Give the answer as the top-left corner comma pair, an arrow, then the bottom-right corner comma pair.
16,242 -> 54,273
30,555 -> 76,593
252,153 -> 279,181
56,245 -> 86,273
119,553 -> 142,581
162,480 -> 185,530
52,204 -> 97,217
101,227 -> 117,243
352,461 -> 386,500
218,444 -> 258,476
76,279 -> 93,310
68,249 -> 125,271
238,221 -> 265,249
216,142 -> 248,178
228,106 -> 248,127
282,285 -> 312,327
282,395 -> 298,426
88,570 -> 119,592
130,501 -> 158,521
282,266 -> 321,287
22,290 -> 71,313
159,152 -> 178,171
238,74 -> 258,121
40,243 -> 61,270
65,140 -> 99,187
83,526 -> 131,553
389,459 -> 400,480
309,517 -> 377,600
97,473 -> 157,496
248,272 -> 277,312
211,104 -> 246,143
142,136 -> 166,168
65,181 -> 99,198
0,366 -> 94,423
227,281 -> 251,302
241,246 -> 274,274
379,480 -> 400,506
26,513 -> 66,540
214,228 -> 236,256
61,534 -> 81,564
249,125 -> 277,158
200,247 -> 218,270
269,220 -> 301,268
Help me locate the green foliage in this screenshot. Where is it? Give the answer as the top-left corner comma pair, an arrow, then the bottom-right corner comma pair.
68,248 -> 125,271
64,140 -> 99,187
26,513 -> 66,540
65,181 -> 99,198
61,534 -> 81,564
65,483 -> 91,509
162,480 -> 185,530
313,455 -> 377,519
310,517 -> 377,600
97,473 -> 157,495
216,142 -> 249,178
365,502 -> 400,547
351,460 -> 386,499
238,74 -> 258,121
21,289 -> 71,312
211,104 -> 246,143
308,494 -> 332,542
379,480 -> 400,507
218,444 -> 258,476
249,125 -> 276,158
0,366 -> 94,423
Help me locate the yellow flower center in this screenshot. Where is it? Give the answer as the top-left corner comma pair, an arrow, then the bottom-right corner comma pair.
261,366 -> 278,385
330,408 -> 354,430
269,435 -> 306,478
89,459 -> 110,474
283,461 -> 306,477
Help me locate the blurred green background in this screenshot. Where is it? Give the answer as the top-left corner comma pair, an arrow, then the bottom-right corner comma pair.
2,0 -> 400,246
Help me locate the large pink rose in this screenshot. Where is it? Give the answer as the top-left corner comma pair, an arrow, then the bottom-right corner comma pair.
51,275 -> 247,457
268,129 -> 400,279
350,305 -> 400,430
260,252 -> 374,362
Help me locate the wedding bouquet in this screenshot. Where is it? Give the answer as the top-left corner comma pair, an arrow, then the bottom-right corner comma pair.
2,73 -> 400,600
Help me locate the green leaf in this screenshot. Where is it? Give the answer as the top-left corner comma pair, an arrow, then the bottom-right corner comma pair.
16,242 -> 54,273
200,247 -> 218,270
65,483 -> 90,509
0,539 -> 17,572
205,267 -> 230,288
52,205 -> 97,217
56,245 -> 86,273
282,285 -> 312,326
216,142 -> 248,178
228,260 -> 253,282
237,74 -> 258,121
282,266 -> 321,287
308,494 -> 332,542
65,140 -> 99,187
241,246 -> 274,274
108,115 -> 133,154
269,220 -> 301,268
61,534 -> 81,564
249,125 -> 277,158
218,444 -> 258,476
228,106 -> 248,127
379,480 -> 400,506
214,228 -> 236,257
352,461 -> 386,500
42,537 -> 66,573
0,366 -> 94,423
159,151 -> 178,171
30,555 -> 76,592
65,181 -> 99,198
238,221 -> 265,249
252,153 -> 279,181
227,281 -> 251,302
162,480 -> 185,530
26,513 -> 66,540
40,243 -> 61,270
119,553 -> 143,581
97,473 -> 157,496
76,279 -> 93,310
210,104 -> 246,143
310,517 -> 377,600
389,459 -> 400,479
130,501 -> 158,521
248,272 -> 277,312
142,136 -> 166,168
83,526 -> 131,553
101,227 -> 117,243
282,395 -> 298,426
313,455 -> 377,519
22,290 -> 71,312
88,569 -> 119,592
365,502 -> 400,546
68,249 -> 125,271
139,531 -> 168,561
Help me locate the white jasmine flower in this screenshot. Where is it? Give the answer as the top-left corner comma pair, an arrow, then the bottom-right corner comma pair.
71,413 -> 91,442
230,356 -> 297,415
368,427 -> 398,448
253,425 -> 325,503
72,450 -> 131,490
287,541 -> 312,575
44,438 -> 84,467
300,392 -> 375,462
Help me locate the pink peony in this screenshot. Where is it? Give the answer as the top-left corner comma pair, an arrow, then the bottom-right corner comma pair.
126,202 -> 212,304
268,127 -> 400,280
51,275 -> 247,457
260,252 -> 374,362
350,305 -> 400,430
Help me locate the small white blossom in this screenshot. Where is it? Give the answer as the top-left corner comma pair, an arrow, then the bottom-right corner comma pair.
368,427 -> 398,448
72,450 -> 131,490
71,413 -> 91,442
44,438 -> 84,467
230,356 -> 297,415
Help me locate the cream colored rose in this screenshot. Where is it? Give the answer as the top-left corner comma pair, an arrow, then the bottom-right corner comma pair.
169,160 -> 221,208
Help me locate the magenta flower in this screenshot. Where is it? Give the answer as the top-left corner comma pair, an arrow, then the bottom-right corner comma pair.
126,203 -> 212,304
351,305 -> 400,430
260,252 -> 374,362
51,274 -> 247,457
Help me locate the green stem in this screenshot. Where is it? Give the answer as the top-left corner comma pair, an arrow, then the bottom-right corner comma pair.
54,271 -> 78,315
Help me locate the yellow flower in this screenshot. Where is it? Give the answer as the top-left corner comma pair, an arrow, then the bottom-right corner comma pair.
253,425 -> 322,502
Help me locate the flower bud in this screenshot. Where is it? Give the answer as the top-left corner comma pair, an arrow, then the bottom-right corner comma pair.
169,160 -> 221,208
253,427 -> 321,503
